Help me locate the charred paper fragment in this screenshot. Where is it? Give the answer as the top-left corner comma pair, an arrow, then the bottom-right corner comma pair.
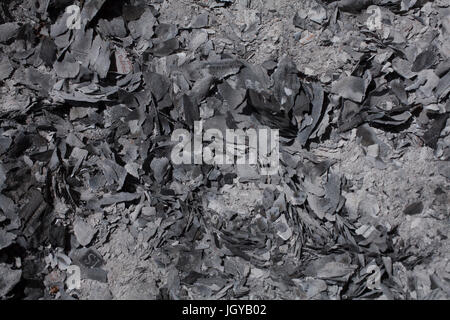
54,54 -> 80,79
272,56 -> 301,110
80,0 -> 107,24
205,59 -> 243,79
411,48 -> 438,72
331,76 -> 368,103
151,38 -> 180,57
308,3 -> 327,24
190,13 -> 209,29
98,17 -> 127,38
423,113 -> 449,149
81,267 -> 108,283
79,248 -> 105,268
144,72 -> 170,101
338,0 -> 374,13
274,214 -> 292,241
0,57 -> 13,81
403,201 -> 424,215
19,189 -> 48,239
150,157 -> 170,183
73,219 -> 96,247
39,37 -> 57,67
436,71 -> 450,100
0,23 -> 20,43
218,81 -> 246,109
392,57 -> 417,79
155,24 -> 178,42
0,230 -> 16,250
0,264 -> 22,298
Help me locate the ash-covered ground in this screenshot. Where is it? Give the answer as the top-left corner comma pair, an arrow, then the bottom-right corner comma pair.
0,0 -> 449,300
